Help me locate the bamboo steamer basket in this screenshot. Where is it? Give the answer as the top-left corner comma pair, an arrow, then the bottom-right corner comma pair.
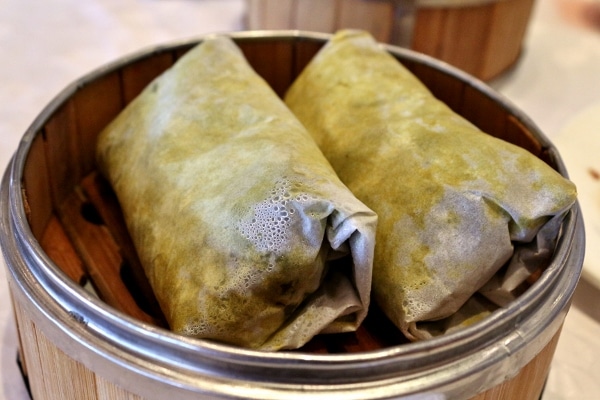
0,31 -> 584,400
246,0 -> 536,81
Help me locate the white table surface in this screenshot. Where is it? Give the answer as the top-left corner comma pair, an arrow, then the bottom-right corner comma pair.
1,0 -> 599,399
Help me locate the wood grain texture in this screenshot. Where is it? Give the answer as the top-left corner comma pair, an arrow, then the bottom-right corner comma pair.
43,99 -> 81,208
22,132 -> 52,239
56,185 -> 162,325
472,329 -> 561,400
72,72 -> 124,177
239,39 -> 294,97
12,293 -> 560,399
412,0 -> 535,80
121,52 -> 175,104
40,216 -> 87,285
245,0 -> 535,80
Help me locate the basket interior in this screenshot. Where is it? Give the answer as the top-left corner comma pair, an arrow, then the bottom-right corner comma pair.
20,35 -> 552,353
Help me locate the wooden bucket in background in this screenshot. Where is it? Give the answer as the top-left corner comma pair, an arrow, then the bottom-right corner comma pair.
0,32 -> 584,399
246,0 -> 537,81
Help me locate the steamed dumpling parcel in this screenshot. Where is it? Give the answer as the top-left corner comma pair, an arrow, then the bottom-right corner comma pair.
96,36 -> 377,350
285,31 -> 577,340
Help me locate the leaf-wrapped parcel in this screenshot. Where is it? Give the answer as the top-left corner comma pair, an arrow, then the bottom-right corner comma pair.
96,36 -> 377,350
285,30 -> 577,340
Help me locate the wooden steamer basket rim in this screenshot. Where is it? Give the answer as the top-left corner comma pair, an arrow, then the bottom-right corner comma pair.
0,31 -> 585,399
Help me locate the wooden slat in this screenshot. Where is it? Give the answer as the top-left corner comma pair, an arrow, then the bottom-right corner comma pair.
13,302 -> 46,400
459,82 -> 508,139
43,99 -> 81,209
442,5 -> 493,77
79,172 -> 140,284
34,320 -> 99,400
293,38 -> 325,79
14,298 -> 148,399
479,0 -> 535,80
57,186 -> 161,326
246,0 -> 395,42
41,216 -> 88,285
80,172 -> 165,323
412,1 -> 534,81
471,328 -> 561,400
120,52 -> 174,104
411,8 -> 446,57
95,375 -> 144,400
72,72 -> 124,178
246,0 -> 531,81
14,301 -> 97,400
239,40 -> 294,97
504,114 -> 543,158
406,60 -> 466,115
22,132 -> 53,240
10,293 -> 29,380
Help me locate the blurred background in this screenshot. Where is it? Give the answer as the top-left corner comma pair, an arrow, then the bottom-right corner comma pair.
1,0 -> 599,399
